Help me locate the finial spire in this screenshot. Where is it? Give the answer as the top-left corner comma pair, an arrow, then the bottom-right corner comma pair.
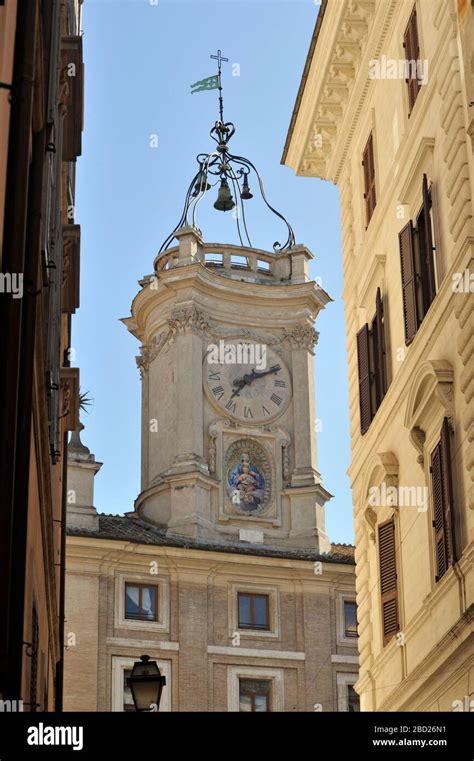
160,53 -> 296,254
210,48 -> 229,122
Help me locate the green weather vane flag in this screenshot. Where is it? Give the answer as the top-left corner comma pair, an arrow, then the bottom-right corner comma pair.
191,49 -> 229,122
190,75 -> 219,94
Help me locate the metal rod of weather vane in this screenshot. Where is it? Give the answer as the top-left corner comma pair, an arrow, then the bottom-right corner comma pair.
211,49 -> 228,124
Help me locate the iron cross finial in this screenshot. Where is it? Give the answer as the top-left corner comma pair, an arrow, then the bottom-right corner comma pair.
210,49 -> 229,73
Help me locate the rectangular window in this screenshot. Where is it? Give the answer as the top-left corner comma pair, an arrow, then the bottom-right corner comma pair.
344,601 -> 358,638
239,679 -> 271,712
125,583 -> 158,622
348,685 -> 360,712
362,132 -> 376,226
378,519 -> 399,646
399,175 -> 436,345
238,592 -> 270,630
431,418 -> 456,582
356,287 -> 389,434
404,6 -> 422,113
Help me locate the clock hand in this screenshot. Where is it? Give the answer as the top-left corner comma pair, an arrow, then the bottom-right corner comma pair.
230,365 -> 281,399
229,371 -> 256,400
241,365 -> 281,385
230,381 -> 245,400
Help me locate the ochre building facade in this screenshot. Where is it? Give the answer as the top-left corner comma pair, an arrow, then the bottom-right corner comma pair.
283,0 -> 474,711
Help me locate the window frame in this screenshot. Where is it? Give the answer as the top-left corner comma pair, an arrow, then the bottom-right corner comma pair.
347,684 -> 360,713
115,572 -> 170,633
111,656 -> 171,712
237,591 -> 270,631
336,672 -> 359,712
238,677 -> 272,712
336,593 -> 359,646
362,132 -> 377,227
343,600 -> 358,639
399,174 -> 437,346
357,287 -> 389,434
227,666 -> 283,712
229,583 -> 279,640
124,581 -> 159,622
403,5 -> 422,115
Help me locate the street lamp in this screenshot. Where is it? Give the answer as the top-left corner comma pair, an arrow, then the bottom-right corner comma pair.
127,655 -> 166,712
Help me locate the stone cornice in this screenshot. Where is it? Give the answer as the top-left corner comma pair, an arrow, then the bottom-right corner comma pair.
284,0 -> 420,182
122,260 -> 330,343
284,0 -> 378,180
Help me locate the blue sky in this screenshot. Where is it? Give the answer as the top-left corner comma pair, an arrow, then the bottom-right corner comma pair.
75,0 -> 354,544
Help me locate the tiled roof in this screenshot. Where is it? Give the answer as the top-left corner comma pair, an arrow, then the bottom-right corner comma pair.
67,514 -> 355,565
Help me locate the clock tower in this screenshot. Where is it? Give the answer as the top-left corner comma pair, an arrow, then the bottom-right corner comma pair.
122,106 -> 332,552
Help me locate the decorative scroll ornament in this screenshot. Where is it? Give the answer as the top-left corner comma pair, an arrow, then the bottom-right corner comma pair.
409,426 -> 426,467
281,324 -> 319,351
136,306 -> 210,377
167,306 -> 210,337
136,332 -> 171,378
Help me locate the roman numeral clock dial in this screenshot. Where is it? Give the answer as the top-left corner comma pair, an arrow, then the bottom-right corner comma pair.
203,342 -> 292,424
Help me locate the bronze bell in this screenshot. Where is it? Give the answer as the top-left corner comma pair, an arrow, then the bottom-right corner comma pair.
240,174 -> 253,200
193,171 -> 210,195
213,179 -> 235,212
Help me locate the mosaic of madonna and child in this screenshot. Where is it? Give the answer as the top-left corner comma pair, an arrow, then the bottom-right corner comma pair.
225,440 -> 271,514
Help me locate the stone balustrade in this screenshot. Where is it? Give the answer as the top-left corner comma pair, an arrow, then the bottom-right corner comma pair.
153,227 -> 314,285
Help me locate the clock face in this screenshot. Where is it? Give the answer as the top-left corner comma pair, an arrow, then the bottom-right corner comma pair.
203,341 -> 292,424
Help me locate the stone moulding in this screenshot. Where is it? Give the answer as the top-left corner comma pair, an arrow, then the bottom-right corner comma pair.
359,451 -> 399,541
404,360 -> 455,464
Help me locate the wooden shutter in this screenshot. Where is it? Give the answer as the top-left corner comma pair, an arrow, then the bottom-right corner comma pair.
431,442 -> 447,580
431,419 -> 456,581
61,36 -> 84,160
362,133 -> 376,226
404,7 -> 421,112
62,224 -> 81,314
372,287 -> 387,408
378,520 -> 399,644
440,418 -> 455,566
399,221 -> 419,345
421,174 -> 436,308
357,324 -> 372,434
